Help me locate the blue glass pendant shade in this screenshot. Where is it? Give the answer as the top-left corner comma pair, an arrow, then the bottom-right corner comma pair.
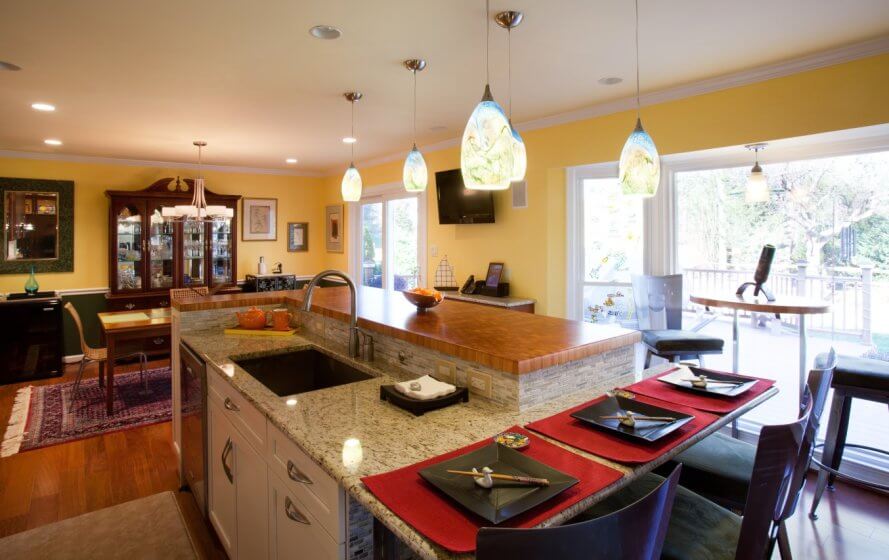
460,85 -> 514,191
403,146 -> 428,192
619,118 -> 660,197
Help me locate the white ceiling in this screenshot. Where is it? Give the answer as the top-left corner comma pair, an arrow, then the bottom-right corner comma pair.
0,0 -> 887,173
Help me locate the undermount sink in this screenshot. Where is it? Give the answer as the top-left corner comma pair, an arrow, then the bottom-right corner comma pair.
233,348 -> 374,397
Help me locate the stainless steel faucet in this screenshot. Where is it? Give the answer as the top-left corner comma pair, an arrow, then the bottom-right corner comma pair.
302,270 -> 360,358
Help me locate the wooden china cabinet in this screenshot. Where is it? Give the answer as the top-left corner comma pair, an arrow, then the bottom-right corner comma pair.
105,177 -> 241,312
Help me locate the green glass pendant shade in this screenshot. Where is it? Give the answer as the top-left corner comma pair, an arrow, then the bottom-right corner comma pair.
460,85 -> 514,191
619,118 -> 660,197
403,146 -> 428,192
341,164 -> 362,202
24,265 -> 39,294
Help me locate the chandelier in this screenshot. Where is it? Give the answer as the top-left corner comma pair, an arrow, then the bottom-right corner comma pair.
162,141 -> 233,221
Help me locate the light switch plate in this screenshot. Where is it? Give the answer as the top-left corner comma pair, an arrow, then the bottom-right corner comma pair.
467,369 -> 493,399
433,359 -> 457,385
431,244 -> 439,257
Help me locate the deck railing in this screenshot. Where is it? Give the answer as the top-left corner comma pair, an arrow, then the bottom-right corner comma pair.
683,264 -> 881,344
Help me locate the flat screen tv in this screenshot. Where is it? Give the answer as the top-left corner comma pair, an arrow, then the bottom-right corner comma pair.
435,169 -> 495,224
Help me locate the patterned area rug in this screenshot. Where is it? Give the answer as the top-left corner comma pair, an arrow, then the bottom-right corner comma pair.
1,366 -> 186,457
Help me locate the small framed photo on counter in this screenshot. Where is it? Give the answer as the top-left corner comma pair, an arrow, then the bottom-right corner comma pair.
242,198 -> 277,241
288,222 -> 308,252
326,204 -> 343,253
485,262 -> 504,287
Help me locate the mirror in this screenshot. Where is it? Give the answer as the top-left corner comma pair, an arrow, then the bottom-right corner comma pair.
0,177 -> 74,274
4,191 -> 59,261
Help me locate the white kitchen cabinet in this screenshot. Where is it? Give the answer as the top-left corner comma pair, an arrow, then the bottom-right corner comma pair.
268,470 -> 345,560
209,399 -> 270,560
208,400 -> 238,557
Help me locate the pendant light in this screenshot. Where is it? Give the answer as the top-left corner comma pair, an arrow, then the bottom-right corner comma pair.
341,92 -> 363,202
745,143 -> 769,203
403,59 -> 428,192
162,141 -> 233,221
619,0 -> 660,197
495,10 -> 526,183
461,0 -> 514,191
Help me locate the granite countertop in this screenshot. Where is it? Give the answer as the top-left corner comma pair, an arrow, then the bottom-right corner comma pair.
175,286 -> 640,374
181,328 -> 776,560
441,291 -> 536,307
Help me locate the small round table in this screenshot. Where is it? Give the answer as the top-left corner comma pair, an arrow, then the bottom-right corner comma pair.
689,293 -> 831,405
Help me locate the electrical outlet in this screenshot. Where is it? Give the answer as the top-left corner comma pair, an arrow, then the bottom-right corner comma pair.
467,369 -> 493,399
433,359 -> 457,385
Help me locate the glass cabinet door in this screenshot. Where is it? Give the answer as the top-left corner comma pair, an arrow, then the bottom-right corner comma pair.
211,217 -> 233,286
182,220 -> 206,286
147,205 -> 175,290
114,202 -> 145,291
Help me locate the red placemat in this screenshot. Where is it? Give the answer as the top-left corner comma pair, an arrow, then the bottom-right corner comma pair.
525,395 -> 719,465
624,367 -> 776,414
360,425 -> 624,554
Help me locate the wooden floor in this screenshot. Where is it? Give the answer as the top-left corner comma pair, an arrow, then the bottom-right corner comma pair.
0,359 -> 225,558
0,360 -> 886,559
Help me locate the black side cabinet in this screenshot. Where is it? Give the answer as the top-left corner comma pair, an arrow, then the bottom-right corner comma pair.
243,273 -> 298,292
0,293 -> 64,384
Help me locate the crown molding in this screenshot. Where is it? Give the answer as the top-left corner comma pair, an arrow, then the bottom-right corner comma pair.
331,35 -> 889,176
0,150 -> 326,178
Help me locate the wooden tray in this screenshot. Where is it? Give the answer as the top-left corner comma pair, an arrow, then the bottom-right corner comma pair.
380,385 -> 469,416
223,326 -> 297,337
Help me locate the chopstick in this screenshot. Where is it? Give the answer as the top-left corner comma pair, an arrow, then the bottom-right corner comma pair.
681,377 -> 747,386
600,414 -> 676,422
446,470 -> 550,486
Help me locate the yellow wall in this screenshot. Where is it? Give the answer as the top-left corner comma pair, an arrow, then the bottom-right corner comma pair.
322,53 -> 889,317
0,157 -> 328,292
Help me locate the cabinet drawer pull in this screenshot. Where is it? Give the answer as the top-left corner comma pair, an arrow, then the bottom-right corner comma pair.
125,303 -> 136,310
159,300 -> 170,307
221,438 -> 234,484
223,397 -> 240,412
283,497 -> 311,525
152,337 -> 165,345
286,460 -> 313,485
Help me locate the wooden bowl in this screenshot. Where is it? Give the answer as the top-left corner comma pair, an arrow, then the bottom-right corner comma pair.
402,290 -> 442,313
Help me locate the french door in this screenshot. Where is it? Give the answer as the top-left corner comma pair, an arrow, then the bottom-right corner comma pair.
567,164 -> 646,324
351,184 -> 426,291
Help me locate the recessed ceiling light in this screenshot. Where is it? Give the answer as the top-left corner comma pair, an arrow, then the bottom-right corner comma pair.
285,398 -> 297,407
31,102 -> 56,112
309,25 -> 341,40
598,76 -> 623,85
0,61 -> 21,71
44,139 -> 62,146
285,158 -> 298,164
342,137 -> 357,144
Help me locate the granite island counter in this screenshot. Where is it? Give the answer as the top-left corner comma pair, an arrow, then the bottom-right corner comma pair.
170,286 -> 651,559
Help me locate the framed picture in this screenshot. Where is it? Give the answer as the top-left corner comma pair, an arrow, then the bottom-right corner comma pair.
485,262 -> 504,287
326,205 -> 343,253
288,222 -> 308,252
242,198 -> 277,241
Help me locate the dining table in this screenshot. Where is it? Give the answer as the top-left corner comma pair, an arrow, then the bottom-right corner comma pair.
97,307 -> 171,415
689,292 -> 829,406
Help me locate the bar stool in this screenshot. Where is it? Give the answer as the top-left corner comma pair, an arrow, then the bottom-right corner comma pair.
809,353 -> 889,519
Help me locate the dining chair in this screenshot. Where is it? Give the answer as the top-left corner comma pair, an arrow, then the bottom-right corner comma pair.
475,465 -> 681,560
170,286 -> 209,303
662,349 -> 835,513
65,303 -> 148,412
581,397 -> 813,560
631,274 -> 724,368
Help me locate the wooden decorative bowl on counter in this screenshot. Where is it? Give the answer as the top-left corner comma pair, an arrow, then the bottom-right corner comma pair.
402,288 -> 443,313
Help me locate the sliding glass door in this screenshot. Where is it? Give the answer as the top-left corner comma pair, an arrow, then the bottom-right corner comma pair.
354,185 -> 425,291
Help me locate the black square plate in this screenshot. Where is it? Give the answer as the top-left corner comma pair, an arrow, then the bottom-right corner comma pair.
418,443 -> 578,524
570,395 -> 694,443
658,366 -> 757,397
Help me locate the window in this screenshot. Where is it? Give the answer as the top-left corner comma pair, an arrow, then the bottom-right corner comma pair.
674,147 -> 889,455
567,165 -> 645,323
351,183 -> 426,292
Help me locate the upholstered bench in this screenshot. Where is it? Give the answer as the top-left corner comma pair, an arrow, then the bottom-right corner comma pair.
0,491 -> 198,559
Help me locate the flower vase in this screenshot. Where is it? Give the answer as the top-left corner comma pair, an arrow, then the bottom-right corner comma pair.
24,266 -> 39,295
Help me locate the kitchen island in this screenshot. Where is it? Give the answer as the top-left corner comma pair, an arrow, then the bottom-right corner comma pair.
171,286 -> 774,559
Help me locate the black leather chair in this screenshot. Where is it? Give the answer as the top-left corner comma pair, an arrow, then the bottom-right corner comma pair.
809,353 -> 889,519
476,466 -> 681,560
631,274 -> 724,368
